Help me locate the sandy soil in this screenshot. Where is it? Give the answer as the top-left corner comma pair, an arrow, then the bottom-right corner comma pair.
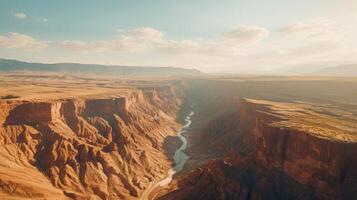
0,72 -> 179,101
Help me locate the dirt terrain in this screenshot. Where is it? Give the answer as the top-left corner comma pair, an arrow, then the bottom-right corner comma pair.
0,74 -> 356,199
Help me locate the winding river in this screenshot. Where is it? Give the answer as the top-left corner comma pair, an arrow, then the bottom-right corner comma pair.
158,110 -> 194,186
141,109 -> 194,200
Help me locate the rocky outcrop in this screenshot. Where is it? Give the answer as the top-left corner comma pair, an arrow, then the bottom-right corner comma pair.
158,156 -> 319,200
0,82 -> 186,199
158,98 -> 357,200
238,99 -> 357,199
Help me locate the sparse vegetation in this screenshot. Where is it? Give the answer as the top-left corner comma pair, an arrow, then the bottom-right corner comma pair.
1,94 -> 20,99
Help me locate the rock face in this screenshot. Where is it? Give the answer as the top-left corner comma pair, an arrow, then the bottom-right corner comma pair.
239,99 -> 357,199
158,98 -> 357,200
0,83 -> 186,199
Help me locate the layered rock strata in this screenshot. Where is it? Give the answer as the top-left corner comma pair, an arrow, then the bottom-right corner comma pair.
0,83 -> 186,200
157,98 -> 357,200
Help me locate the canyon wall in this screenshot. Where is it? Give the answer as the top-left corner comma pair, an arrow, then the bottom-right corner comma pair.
0,81 -> 186,200
158,98 -> 357,200
237,99 -> 357,199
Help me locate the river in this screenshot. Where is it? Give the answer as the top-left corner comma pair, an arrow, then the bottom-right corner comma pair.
140,109 -> 194,200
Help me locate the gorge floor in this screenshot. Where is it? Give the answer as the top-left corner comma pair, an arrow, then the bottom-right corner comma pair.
141,110 -> 194,200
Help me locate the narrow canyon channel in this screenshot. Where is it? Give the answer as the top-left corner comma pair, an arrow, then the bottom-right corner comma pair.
141,109 -> 195,200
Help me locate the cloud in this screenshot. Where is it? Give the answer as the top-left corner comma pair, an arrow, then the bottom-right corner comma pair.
13,12 -> 48,23
59,27 -> 195,53
125,27 -> 166,40
289,41 -> 340,56
278,19 -> 338,39
223,25 -> 269,43
0,32 -> 48,51
14,12 -> 27,19
59,26 -> 269,55
14,13 -> 27,19
57,23 -> 353,71
4,18 -> 357,73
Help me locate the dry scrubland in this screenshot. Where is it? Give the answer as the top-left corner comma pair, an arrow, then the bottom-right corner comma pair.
0,72 -> 181,101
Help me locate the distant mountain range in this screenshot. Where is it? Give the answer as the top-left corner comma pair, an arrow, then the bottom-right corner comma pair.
2,58 -> 356,77
272,64 -> 357,77
0,59 -> 203,77
310,65 -> 357,76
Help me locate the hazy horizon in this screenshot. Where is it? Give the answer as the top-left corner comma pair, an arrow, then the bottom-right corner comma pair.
1,0 -> 357,73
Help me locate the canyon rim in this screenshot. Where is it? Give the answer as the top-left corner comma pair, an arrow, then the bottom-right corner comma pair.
1,1 -> 357,199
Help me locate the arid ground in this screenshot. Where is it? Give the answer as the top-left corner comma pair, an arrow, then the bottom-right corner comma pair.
0,73 -> 356,200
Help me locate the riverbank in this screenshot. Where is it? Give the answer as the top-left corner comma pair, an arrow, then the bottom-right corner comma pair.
140,110 -> 194,200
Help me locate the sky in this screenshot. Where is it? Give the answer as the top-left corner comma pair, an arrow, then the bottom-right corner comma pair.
1,0 -> 357,73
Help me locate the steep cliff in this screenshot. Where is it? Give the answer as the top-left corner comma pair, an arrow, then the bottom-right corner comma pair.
240,99 -> 357,199
157,98 -> 357,200
0,82 -> 186,199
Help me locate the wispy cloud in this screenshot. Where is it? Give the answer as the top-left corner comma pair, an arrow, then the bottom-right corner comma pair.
13,12 -> 27,19
60,27 -> 183,53
278,18 -> 339,40
13,12 -> 48,23
40,18 -> 49,22
58,26 -> 269,55
0,32 -> 48,51
223,25 -> 269,43
54,21 -> 357,71
2,16 -> 357,72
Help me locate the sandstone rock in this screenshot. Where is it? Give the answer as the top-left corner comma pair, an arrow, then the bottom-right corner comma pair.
158,98 -> 357,200
0,82 -> 186,199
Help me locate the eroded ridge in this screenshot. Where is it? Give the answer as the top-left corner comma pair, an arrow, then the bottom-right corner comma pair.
0,82 -> 187,199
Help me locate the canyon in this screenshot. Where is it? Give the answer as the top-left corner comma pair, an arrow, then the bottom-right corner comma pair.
0,74 -> 357,199
0,74 -> 188,199
156,78 -> 357,200
157,98 -> 357,199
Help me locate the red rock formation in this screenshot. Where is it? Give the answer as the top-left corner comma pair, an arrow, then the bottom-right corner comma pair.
157,98 -> 357,200
238,99 -> 357,199
0,82 -> 186,199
